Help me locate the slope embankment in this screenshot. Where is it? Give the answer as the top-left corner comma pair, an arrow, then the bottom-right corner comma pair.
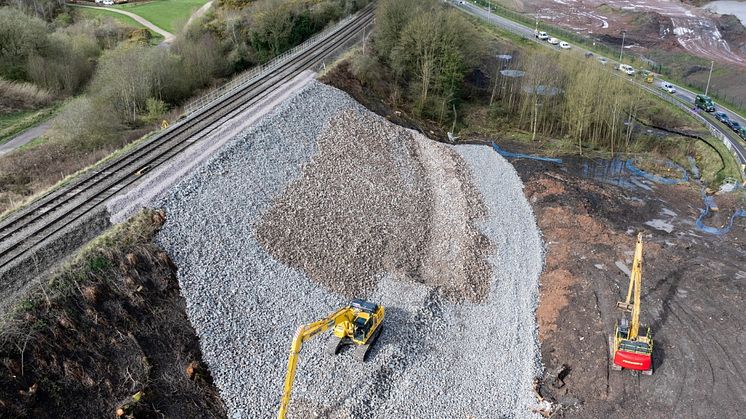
155,81 -> 544,418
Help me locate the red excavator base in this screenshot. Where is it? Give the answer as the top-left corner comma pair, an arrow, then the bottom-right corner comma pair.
613,350 -> 652,372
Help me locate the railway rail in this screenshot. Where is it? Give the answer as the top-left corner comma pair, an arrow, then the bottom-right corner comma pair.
0,5 -> 375,274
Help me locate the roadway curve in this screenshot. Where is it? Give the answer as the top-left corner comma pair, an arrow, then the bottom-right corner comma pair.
453,1 -> 746,178
70,4 -> 175,42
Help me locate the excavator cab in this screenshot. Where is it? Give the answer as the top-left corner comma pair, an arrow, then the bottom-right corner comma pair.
330,299 -> 384,358
613,319 -> 653,373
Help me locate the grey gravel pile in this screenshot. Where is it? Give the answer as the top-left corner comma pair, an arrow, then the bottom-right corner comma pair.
255,108 -> 490,302
156,81 -> 543,418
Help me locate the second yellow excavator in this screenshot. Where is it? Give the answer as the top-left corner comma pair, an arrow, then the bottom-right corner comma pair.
277,299 -> 385,419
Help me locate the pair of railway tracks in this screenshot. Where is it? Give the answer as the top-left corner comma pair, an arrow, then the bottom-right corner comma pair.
0,5 -> 375,274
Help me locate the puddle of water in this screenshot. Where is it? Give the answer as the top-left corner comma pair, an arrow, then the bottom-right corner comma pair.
645,219 -> 675,233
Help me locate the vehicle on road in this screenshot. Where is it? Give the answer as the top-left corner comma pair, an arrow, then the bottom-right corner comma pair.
617,64 -> 635,75
535,31 -> 549,40
598,57 -> 608,65
740,127 -> 746,140
727,120 -> 742,133
548,37 -> 560,45
714,112 -> 730,123
695,94 -> 716,112
559,41 -> 571,49
660,82 -> 676,93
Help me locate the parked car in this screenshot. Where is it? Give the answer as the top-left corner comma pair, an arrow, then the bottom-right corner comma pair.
727,120 -> 742,133
660,82 -> 676,93
103,0 -> 114,4
559,41 -> 571,49
535,31 -> 549,40
714,112 -> 730,123
548,37 -> 560,45
598,57 -> 608,65
617,64 -> 635,75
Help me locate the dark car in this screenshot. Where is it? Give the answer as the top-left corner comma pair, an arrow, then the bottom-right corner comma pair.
727,120 -> 742,133
740,127 -> 746,140
714,112 -> 730,123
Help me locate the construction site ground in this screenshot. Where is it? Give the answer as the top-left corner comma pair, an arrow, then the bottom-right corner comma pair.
322,61 -> 746,417
514,156 -> 746,417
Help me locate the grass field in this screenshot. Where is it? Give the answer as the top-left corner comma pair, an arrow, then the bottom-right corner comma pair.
0,107 -> 56,145
113,0 -> 210,33
75,7 -> 164,43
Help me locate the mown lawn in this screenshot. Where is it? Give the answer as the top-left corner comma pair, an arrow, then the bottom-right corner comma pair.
114,0 -> 210,33
75,7 -> 164,43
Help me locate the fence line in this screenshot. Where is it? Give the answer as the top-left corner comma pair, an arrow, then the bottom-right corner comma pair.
639,81 -> 745,177
183,8 -> 367,116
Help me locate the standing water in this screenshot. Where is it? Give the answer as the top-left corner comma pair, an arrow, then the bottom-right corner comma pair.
704,1 -> 746,25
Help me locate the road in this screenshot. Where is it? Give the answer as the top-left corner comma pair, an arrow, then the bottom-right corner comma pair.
453,0 -> 746,177
70,4 -> 175,42
0,122 -> 50,156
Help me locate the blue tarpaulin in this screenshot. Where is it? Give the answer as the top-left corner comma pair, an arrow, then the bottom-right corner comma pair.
624,159 -> 688,185
491,142 -> 563,164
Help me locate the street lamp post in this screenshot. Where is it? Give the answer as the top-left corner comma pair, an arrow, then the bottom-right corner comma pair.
705,60 -> 714,96
619,30 -> 626,62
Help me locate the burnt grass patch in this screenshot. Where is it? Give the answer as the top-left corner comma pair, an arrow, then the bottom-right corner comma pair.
0,209 -> 225,418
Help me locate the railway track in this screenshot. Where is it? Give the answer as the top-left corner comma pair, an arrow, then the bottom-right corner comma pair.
0,5 -> 374,274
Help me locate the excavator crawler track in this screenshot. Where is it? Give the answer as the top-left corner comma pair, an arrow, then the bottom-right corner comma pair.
354,325 -> 383,362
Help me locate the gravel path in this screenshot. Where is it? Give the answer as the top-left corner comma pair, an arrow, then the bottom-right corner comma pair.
156,81 -> 543,418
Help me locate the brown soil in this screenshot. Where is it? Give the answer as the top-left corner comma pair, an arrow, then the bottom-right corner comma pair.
514,158 -> 746,417
0,210 -> 225,418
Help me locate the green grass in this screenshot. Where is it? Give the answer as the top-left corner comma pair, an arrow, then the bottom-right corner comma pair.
113,0 -> 210,33
0,107 -> 56,145
74,7 -> 164,44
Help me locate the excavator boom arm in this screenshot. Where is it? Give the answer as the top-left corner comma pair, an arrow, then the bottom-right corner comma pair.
278,307 -> 353,418
630,234 -> 643,340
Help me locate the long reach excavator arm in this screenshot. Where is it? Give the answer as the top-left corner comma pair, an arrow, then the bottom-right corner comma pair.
278,299 -> 384,419
611,233 -> 653,374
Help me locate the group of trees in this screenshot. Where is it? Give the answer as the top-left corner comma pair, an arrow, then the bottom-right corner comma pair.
0,6 -> 137,98
371,0 -> 483,120
491,50 -> 651,154
0,0 -> 64,21
209,0 -> 369,70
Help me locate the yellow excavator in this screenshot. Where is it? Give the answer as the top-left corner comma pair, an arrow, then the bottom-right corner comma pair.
611,233 -> 654,375
278,299 -> 385,419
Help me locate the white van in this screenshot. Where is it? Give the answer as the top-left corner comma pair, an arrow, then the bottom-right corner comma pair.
660,82 -> 676,94
617,64 -> 635,75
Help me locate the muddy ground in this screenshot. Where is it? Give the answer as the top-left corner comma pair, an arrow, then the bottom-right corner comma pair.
0,210 -> 225,418
515,158 -> 746,417
323,56 -> 746,417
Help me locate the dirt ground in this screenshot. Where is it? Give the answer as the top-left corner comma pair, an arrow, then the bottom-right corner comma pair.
0,210 -> 225,418
514,158 -> 746,417
323,57 -> 746,417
